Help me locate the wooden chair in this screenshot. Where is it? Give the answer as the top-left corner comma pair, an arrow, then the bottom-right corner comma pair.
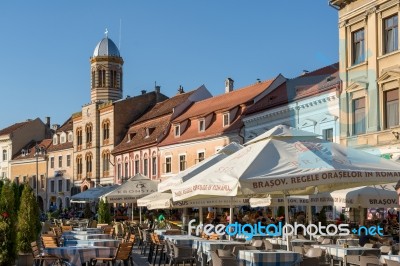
61,225 -> 72,232
90,242 -> 133,266
31,241 -> 60,266
41,235 -> 59,248
386,259 -> 400,266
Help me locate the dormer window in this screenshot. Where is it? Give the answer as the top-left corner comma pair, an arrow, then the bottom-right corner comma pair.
128,132 -> 136,142
21,149 -> 26,156
68,132 -> 73,142
174,125 -> 180,137
53,135 -> 58,145
223,113 -> 230,127
199,119 -> 205,132
60,133 -> 66,144
145,127 -> 155,138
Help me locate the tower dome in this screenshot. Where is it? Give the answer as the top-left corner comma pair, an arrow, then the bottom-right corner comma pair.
93,37 -> 120,57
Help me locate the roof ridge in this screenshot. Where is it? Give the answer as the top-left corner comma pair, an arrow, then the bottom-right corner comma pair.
294,62 -> 339,78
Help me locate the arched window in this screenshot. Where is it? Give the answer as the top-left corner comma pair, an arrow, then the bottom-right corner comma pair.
85,123 -> 92,146
110,70 -> 117,88
76,155 -> 83,179
134,155 -> 139,175
102,150 -> 110,177
151,152 -> 157,177
143,154 -> 148,177
91,71 -> 95,89
102,120 -> 110,143
76,127 -> 82,148
98,69 -> 106,87
85,152 -> 92,177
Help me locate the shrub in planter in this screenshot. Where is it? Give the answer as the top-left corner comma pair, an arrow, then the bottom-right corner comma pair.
0,181 -> 17,265
98,199 -> 111,224
16,184 -> 41,254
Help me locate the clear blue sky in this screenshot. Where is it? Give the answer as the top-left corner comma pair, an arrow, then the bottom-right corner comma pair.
0,1 -> 338,130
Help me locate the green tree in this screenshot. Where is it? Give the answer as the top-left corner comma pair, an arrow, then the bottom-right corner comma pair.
12,182 -> 23,213
0,181 -> 17,265
84,203 -> 92,219
98,199 -> 111,224
16,184 -> 41,253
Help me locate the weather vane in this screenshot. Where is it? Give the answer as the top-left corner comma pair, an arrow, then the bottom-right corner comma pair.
105,28 -> 108,38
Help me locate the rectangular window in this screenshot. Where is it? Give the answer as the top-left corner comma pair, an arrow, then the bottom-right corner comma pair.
165,157 -> 172,173
58,156 -> 62,168
323,128 -> 334,142
179,155 -> 186,172
223,113 -> 230,127
15,176 -> 19,185
384,15 -> 398,54
174,125 -> 180,137
152,157 -> 157,176
50,180 -> 55,193
40,175 -> 45,189
32,175 -> 37,189
385,89 -> 399,128
352,29 -> 365,65
135,160 -> 139,175
353,97 -> 366,135
58,180 -> 63,192
50,157 -> 54,169
199,119 -> 205,132
143,158 -> 148,176
67,155 -> 71,167
66,179 -> 70,192
197,152 -> 205,163
23,176 -> 27,183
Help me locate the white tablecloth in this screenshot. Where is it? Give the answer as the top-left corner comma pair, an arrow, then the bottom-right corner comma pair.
44,246 -> 116,266
238,250 -> 303,266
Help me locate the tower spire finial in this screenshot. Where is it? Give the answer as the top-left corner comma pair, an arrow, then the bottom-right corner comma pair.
105,28 -> 108,38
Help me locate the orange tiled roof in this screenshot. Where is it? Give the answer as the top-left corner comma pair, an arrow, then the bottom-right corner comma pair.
57,117 -> 73,132
134,90 -> 196,124
245,63 -> 339,116
13,139 -> 52,160
173,79 -> 274,123
0,121 -> 29,136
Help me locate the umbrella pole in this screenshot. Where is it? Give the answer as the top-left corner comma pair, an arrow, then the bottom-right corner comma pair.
199,207 -> 203,224
229,197 -> 233,240
307,201 -> 312,240
139,206 -> 142,224
284,193 -> 291,251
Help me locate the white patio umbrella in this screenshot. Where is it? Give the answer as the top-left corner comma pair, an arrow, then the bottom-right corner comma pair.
102,173 -> 158,223
156,142 -> 243,226
138,191 -> 249,210
172,125 -> 400,249
158,142 -> 243,192
70,185 -> 118,203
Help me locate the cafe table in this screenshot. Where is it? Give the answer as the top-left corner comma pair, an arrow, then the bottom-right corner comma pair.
336,238 -> 359,247
72,228 -> 102,233
192,239 -> 245,266
380,255 -> 400,264
63,233 -> 113,240
63,239 -> 120,247
163,235 -> 200,248
44,246 -> 116,266
238,249 -> 303,266
313,244 -> 379,265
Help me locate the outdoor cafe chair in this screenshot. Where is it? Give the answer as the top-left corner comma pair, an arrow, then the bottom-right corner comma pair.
166,240 -> 195,266
210,250 -> 238,266
90,242 -> 133,266
31,241 -> 61,266
41,235 -> 59,248
251,239 -> 263,249
381,245 -> 392,255
386,259 -> 400,266
263,239 -> 274,251
293,246 -> 305,255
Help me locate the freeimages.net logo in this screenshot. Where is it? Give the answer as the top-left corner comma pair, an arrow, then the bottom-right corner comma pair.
188,219 -> 384,240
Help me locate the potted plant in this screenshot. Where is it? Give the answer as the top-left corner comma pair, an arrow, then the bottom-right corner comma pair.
98,199 -> 111,224
0,180 -> 17,265
16,184 -> 41,265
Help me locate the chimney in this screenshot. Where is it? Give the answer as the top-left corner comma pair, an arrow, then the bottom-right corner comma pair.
177,85 -> 185,94
155,85 -> 161,94
225,78 -> 234,93
45,117 -> 50,127
301,70 -> 309,76
52,124 -> 60,131
141,90 -> 147,95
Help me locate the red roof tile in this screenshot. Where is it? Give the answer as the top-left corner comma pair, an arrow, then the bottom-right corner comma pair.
13,139 -> 52,160
57,117 -> 73,132
134,90 -> 196,124
173,79 -> 274,123
0,121 -> 29,136
245,62 -> 339,116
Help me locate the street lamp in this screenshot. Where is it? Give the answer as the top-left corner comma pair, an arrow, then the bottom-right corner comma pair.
34,144 -> 46,203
